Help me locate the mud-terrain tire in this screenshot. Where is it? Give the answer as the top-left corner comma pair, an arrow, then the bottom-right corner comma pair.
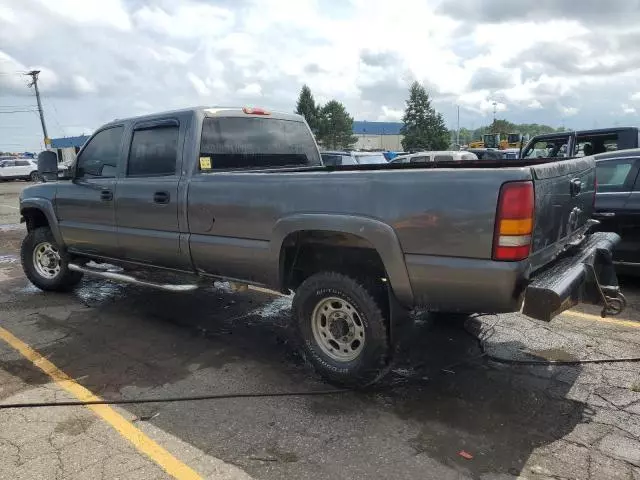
21,227 -> 83,291
292,272 -> 390,387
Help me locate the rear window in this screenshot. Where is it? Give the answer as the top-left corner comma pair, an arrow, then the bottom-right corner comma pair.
200,117 -> 320,170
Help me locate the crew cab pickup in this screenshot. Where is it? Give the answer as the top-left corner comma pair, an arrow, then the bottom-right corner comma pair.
521,127 -> 640,159
20,106 -> 626,386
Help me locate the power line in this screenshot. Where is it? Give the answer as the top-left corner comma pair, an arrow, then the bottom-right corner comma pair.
0,109 -> 40,114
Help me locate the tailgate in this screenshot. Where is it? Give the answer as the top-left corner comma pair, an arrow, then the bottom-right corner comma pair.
529,157 -> 597,271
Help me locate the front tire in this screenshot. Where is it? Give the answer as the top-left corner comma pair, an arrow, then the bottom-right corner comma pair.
292,272 -> 390,387
21,227 -> 83,291
29,171 -> 40,182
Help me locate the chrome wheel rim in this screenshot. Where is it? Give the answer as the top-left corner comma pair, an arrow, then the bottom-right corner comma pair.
311,296 -> 365,362
33,241 -> 61,279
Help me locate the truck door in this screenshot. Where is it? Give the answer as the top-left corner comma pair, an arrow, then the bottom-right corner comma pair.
115,118 -> 190,270
593,156 -> 640,264
55,126 -> 124,258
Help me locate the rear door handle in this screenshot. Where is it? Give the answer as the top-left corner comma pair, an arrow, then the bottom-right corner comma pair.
593,212 -> 615,218
153,191 -> 170,204
100,189 -> 113,201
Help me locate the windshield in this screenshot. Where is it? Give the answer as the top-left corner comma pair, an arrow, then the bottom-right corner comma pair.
354,153 -> 388,164
507,134 -> 521,144
484,134 -> 499,149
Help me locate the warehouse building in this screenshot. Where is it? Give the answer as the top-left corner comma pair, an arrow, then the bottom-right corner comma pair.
352,121 -> 403,150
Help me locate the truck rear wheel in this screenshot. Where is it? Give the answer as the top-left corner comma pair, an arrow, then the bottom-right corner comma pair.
21,227 -> 83,291
292,272 -> 390,387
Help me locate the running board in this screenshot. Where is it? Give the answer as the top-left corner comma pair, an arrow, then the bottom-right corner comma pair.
68,263 -> 199,292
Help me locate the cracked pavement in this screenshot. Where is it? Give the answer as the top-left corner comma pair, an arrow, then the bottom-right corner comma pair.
1,184 -> 640,479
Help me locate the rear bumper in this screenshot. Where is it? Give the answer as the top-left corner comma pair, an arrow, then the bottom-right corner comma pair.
404,231 -> 624,320
522,232 -> 624,321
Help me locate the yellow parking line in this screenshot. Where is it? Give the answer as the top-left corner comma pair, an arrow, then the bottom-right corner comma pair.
563,310 -> 640,328
0,326 -> 202,480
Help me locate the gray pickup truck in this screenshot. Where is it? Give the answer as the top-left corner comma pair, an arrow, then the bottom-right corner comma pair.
20,106 -> 626,386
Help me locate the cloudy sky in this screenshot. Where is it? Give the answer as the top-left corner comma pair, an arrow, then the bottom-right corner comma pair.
2,0 -> 640,151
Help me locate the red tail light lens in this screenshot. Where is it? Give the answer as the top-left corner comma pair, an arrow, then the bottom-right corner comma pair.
493,181 -> 534,261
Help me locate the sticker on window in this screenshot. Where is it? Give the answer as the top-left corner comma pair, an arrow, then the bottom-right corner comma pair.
199,156 -> 212,170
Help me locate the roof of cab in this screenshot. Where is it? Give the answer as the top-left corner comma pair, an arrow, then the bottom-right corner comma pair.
593,147 -> 640,161
103,106 -> 304,129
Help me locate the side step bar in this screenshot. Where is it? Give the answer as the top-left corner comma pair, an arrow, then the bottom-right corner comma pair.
68,263 -> 199,292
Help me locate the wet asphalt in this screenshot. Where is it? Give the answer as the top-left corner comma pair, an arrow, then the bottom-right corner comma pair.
1,183 -> 639,479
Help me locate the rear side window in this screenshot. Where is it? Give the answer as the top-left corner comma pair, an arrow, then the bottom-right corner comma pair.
434,155 -> 453,161
321,154 -> 342,166
596,159 -> 638,193
128,126 -> 179,177
199,117 -> 320,170
77,126 -> 124,178
16,160 -> 30,166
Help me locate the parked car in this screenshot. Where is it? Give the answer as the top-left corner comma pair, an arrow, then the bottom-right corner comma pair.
464,149 -> 505,160
0,158 -> 40,181
22,106 -> 625,386
320,151 -> 388,166
593,148 -> 640,272
391,151 -> 478,163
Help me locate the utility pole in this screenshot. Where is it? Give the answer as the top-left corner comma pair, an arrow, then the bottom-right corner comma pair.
456,105 -> 460,147
492,101 -> 497,125
26,70 -> 50,149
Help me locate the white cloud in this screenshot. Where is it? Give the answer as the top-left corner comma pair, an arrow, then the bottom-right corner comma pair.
33,0 -> 131,30
560,106 -> 579,117
237,83 -> 262,97
528,100 -> 543,109
72,75 -> 96,94
622,104 -> 636,114
631,92 -> 640,101
379,106 -> 403,121
186,72 -> 211,96
133,3 -> 234,38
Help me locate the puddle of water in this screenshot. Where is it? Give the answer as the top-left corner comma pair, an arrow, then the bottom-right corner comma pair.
0,254 -> 18,264
75,279 -> 125,306
252,295 -> 293,319
526,348 -> 579,362
212,281 -> 236,294
0,224 -> 24,232
17,282 -> 42,295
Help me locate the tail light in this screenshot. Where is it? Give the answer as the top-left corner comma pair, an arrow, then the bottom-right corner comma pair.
493,181 -> 534,261
243,107 -> 270,115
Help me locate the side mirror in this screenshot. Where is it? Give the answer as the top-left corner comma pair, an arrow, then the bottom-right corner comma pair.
38,151 -> 61,182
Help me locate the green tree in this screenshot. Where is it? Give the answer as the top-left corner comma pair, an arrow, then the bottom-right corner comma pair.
400,82 -> 449,151
295,84 -> 319,134
316,100 -> 358,150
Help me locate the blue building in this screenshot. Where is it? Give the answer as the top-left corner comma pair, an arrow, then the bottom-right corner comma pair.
352,121 -> 403,150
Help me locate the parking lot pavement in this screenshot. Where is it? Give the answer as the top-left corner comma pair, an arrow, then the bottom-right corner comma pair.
0,189 -> 639,479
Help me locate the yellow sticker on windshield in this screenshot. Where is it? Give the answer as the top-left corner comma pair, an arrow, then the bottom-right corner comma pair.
199,156 -> 212,170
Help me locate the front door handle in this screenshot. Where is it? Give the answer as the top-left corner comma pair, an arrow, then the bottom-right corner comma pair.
593,212 -> 615,218
100,189 -> 113,201
153,191 -> 170,204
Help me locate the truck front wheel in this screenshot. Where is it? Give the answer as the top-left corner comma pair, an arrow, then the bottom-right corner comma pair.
292,272 -> 390,387
21,227 -> 83,291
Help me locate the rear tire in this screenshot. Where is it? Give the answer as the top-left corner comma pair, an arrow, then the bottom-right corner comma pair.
29,171 -> 40,182
21,227 -> 83,291
292,272 -> 390,387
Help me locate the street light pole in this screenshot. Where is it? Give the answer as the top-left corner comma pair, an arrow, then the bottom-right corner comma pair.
26,70 -> 50,149
456,105 -> 460,147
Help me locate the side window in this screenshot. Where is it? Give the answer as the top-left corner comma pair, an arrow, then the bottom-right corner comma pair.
77,127 -> 124,178
596,159 -> 637,193
16,160 -> 30,166
321,154 -> 341,166
127,125 -> 179,177
409,155 -> 429,163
